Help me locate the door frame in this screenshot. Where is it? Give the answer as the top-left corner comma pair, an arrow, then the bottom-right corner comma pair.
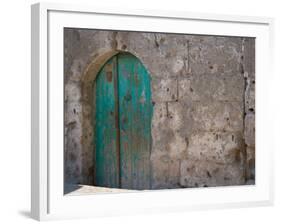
80,50 -> 153,187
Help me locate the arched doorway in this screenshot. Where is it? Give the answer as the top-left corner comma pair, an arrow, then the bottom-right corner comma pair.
94,52 -> 153,190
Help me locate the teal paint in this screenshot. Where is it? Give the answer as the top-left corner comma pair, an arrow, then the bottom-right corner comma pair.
95,56 -> 119,188
95,53 -> 153,189
118,53 -> 152,189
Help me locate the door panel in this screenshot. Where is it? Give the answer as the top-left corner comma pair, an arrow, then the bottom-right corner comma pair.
95,53 -> 152,190
95,56 -> 119,188
118,53 -> 152,190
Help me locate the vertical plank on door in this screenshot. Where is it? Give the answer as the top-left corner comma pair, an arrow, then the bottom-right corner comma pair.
95,56 -> 119,188
118,53 -> 153,190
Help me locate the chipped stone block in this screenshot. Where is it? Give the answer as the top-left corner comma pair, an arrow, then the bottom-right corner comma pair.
116,32 -> 190,78
245,113 -> 255,147
243,38 -> 255,79
151,155 -> 180,189
189,36 -> 243,75
152,33 -> 190,76
65,81 -> 81,102
64,101 -> 82,154
190,74 -> 244,102
167,102 -> 191,159
168,133 -> 188,160
178,78 -> 194,101
179,75 -> 245,102
167,101 -> 192,132
151,131 -> 188,161
180,159 -> 245,187
65,101 -> 82,124
246,146 -> 255,162
78,30 -> 116,52
167,102 -> 184,131
65,127 -> 82,158
151,102 -> 190,160
151,78 -> 177,102
151,103 -> 172,155
65,125 -> 83,184
188,132 -> 244,164
246,147 -> 255,181
192,101 -> 243,131
69,59 -> 86,82
245,79 -> 255,113
152,103 -> 167,126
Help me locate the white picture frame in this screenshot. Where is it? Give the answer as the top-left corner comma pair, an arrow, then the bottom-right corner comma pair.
31,2 -> 274,221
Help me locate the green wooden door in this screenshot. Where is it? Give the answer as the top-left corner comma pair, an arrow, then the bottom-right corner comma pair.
95,52 -> 152,190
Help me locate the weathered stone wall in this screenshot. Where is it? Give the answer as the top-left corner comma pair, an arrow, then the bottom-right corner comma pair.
64,28 -> 255,188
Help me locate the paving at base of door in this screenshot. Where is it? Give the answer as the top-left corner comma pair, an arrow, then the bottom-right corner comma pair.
65,184 -> 137,195
65,181 -> 255,195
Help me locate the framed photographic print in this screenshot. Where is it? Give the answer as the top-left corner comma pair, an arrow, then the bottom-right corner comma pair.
31,2 -> 274,221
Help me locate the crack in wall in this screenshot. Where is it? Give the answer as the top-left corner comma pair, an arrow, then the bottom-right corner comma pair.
241,38 -> 248,182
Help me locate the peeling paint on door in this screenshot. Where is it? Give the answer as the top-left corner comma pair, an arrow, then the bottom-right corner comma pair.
95,52 -> 153,190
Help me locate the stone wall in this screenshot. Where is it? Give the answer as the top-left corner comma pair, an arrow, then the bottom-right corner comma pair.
64,28 -> 255,188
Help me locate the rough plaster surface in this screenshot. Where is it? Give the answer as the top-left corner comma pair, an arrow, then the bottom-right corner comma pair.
64,28 -> 255,188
